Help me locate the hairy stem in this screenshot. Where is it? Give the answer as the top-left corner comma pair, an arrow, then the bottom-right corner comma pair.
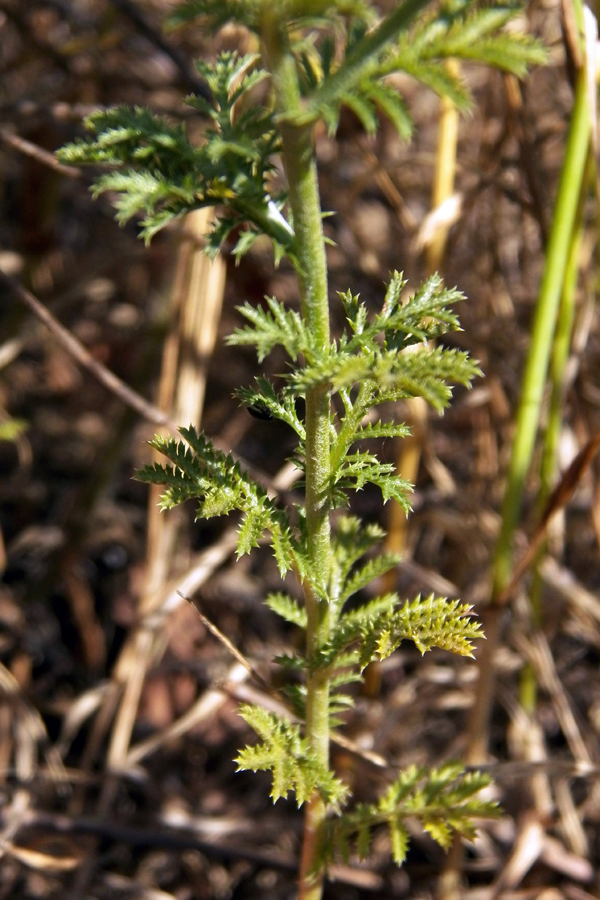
262,15 -> 332,900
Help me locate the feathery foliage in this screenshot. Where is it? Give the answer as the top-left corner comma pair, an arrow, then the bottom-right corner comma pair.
57,3 -> 544,258
235,705 -> 348,806
59,0 -> 543,891
322,763 -> 497,866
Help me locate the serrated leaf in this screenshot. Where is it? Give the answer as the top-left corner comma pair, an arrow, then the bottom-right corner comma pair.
358,594 -> 483,670
235,705 -> 348,807
379,475 -> 413,510
361,79 -> 413,139
236,377 -> 305,437
340,553 -> 402,603
333,451 -> 413,509
352,420 -> 412,442
237,506 -> 272,556
228,297 -> 313,362
423,817 -> 452,849
341,90 -> 379,133
332,516 -> 386,585
232,227 -> 259,261
291,340 -> 480,412
265,593 -> 307,629
389,818 -> 410,865
323,762 -> 497,867
56,56 -> 292,255
135,427 -> 295,570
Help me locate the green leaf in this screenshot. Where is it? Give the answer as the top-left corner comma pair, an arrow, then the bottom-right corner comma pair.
358,594 -> 483,670
340,553 -> 402,603
323,762 -> 497,867
235,705 -> 348,807
341,90 -> 379,133
333,450 -> 413,509
389,818 -> 410,865
332,516 -> 386,585
265,592 -> 307,629
294,344 -> 480,412
361,80 -> 413,140
0,418 -> 28,442
236,377 -> 305,437
237,506 -> 273,556
57,56 -> 291,254
232,228 -> 259,262
352,420 -> 412,441
135,426 -> 294,566
228,297 -> 313,362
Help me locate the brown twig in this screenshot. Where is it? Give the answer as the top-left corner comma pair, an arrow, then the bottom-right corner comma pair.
496,430 -> 600,608
2,807 -> 384,889
0,270 -> 177,430
0,127 -> 81,178
178,591 -> 275,695
0,270 -> 294,495
12,808 -> 298,872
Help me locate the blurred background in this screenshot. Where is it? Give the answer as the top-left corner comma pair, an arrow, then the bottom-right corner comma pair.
1,1 -> 600,898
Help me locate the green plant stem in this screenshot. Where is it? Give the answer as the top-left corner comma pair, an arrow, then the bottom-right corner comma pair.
262,15 -> 332,900
466,65 -> 590,767
491,65 -> 590,601
519,146 -> 592,714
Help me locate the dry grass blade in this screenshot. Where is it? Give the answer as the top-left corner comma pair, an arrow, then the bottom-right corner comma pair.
125,662 -> 248,768
514,632 -> 591,766
539,556 -> 600,624
0,662 -> 66,787
109,209 -> 225,765
7,842 -> 82,872
487,813 -> 544,900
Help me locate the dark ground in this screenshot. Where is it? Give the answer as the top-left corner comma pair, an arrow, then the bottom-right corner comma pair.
2,2 -> 600,898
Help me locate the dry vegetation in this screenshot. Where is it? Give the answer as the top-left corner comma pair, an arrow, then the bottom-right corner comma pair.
1,1 -> 600,898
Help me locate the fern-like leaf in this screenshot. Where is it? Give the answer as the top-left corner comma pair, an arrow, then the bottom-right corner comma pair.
332,516 -> 386,586
265,592 -> 307,629
228,297 -> 314,362
235,705 -> 348,806
352,420 -> 412,442
357,594 -> 482,670
135,426 -> 295,571
323,763 -> 497,866
57,54 -> 292,254
340,553 -> 401,604
235,376 -> 305,437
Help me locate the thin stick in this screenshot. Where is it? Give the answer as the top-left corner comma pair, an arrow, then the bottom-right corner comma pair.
0,128 -> 81,178
178,591 -> 394,773
1,271 -> 292,495
1,807 -> 384,888
178,591 -> 274,695
0,270 -> 176,430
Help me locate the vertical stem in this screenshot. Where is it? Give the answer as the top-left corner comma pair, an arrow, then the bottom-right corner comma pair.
491,66 -> 590,601
466,65 -> 591,765
519,147 -> 591,714
262,17 -> 331,900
